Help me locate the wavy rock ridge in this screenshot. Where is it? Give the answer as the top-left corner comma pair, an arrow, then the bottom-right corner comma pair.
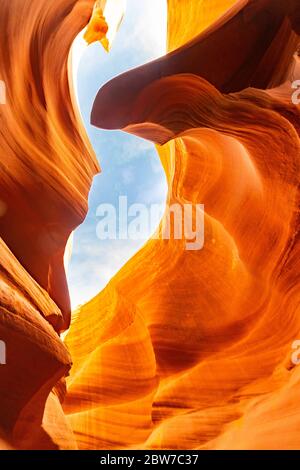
0,0 -> 97,449
1,0 -> 300,450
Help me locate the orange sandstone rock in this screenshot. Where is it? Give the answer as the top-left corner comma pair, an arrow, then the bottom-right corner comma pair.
64,0 -> 300,450
0,0 -> 97,449
84,7 -> 109,47
0,0 -> 99,331
1,0 -> 300,451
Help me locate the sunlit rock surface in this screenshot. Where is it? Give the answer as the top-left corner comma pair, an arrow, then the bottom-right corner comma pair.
0,0 -> 97,449
66,0 -> 300,450
0,0 -> 99,328
1,0 -> 300,450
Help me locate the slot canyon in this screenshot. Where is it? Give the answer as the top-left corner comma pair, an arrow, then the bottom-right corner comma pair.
0,0 -> 300,450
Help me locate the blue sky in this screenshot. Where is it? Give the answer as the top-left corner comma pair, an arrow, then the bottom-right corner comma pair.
67,0 -> 168,308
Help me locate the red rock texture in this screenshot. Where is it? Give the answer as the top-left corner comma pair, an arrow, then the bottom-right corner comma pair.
0,0 -> 99,329
0,0 -> 97,449
1,0 -> 300,450
65,0 -> 300,449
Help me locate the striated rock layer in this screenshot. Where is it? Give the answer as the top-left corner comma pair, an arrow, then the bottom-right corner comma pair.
65,0 -> 300,450
1,0 -> 300,450
0,0 -> 99,327
0,0 -> 97,449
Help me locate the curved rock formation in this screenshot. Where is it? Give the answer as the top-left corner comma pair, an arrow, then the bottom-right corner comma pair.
0,0 -> 98,449
1,0 -> 300,451
91,0 -> 300,132
0,0 -> 99,328
64,0 -> 300,450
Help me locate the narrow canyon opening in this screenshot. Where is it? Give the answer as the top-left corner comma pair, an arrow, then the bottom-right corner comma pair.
67,0 -> 168,309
